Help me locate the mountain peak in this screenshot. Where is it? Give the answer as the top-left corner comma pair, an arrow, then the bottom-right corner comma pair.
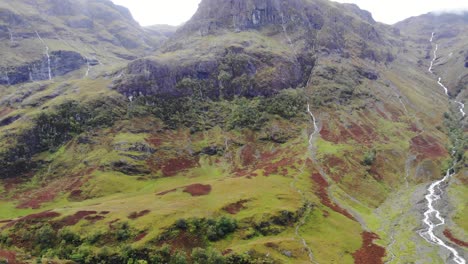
178,0 -> 379,38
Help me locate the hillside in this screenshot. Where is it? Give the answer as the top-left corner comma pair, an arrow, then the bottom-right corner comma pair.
0,0 -> 466,263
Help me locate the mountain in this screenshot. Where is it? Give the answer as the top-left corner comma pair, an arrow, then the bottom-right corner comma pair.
0,0 -> 466,263
396,12 -> 468,106
0,0 -> 162,85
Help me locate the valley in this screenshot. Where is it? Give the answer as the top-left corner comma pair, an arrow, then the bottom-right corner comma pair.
0,0 -> 466,263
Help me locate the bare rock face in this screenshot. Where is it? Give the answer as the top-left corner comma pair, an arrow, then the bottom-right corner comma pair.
0,51 -> 86,85
113,47 -> 310,100
111,0 -> 394,101
179,0 -> 326,34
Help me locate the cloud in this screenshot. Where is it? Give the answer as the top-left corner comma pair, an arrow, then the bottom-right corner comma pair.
431,9 -> 468,16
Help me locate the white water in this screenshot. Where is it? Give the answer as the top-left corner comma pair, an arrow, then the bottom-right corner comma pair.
428,44 -> 438,73
419,169 -> 466,264
288,103 -> 320,264
7,27 -> 13,43
275,0 -> 299,62
84,57 -> 91,78
35,31 -> 52,80
291,104 -> 318,264
430,32 -> 435,42
454,101 -> 466,117
420,33 -> 466,264
429,35 -> 465,118
437,77 -> 449,96
307,104 -> 319,145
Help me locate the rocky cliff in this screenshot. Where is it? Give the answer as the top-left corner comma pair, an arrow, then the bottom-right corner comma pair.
112,0 -> 398,101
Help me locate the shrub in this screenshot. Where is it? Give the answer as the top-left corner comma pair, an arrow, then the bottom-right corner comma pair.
35,224 -> 57,250
261,89 -> 307,118
363,149 -> 376,166
170,251 -> 187,264
227,98 -> 265,130
192,248 -> 225,264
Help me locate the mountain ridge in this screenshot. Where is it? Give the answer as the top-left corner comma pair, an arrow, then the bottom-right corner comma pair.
0,0 -> 465,263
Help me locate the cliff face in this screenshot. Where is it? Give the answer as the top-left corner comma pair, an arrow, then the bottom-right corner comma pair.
0,51 -> 86,85
0,0 -> 164,86
112,0 -> 396,100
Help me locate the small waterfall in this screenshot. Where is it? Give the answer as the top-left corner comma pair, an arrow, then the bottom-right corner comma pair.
7,27 -> 14,44
35,31 -> 52,80
428,44 -> 438,73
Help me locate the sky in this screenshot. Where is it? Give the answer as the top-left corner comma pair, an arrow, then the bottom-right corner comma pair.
111,0 -> 468,26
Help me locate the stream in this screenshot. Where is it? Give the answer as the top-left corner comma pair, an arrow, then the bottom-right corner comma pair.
418,32 -> 466,264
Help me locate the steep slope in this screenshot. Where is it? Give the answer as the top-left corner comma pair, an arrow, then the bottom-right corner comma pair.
0,0 -> 465,263
397,12 -> 468,263
0,0 -> 161,85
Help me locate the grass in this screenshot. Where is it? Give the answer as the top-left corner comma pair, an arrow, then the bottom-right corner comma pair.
448,178 -> 468,234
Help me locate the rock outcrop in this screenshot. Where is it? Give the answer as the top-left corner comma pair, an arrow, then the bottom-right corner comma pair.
0,51 -> 86,85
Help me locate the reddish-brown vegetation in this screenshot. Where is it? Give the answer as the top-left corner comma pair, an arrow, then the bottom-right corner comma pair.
15,168 -> 94,209
347,122 -> 377,145
134,232 -> 147,242
183,184 -> 212,196
409,123 -> 422,133
57,211 -> 97,227
128,210 -> 150,219
241,144 -> 257,166
68,189 -> 84,201
323,155 -> 348,182
17,191 -> 56,209
84,215 -> 105,223
444,229 -> 468,247
262,157 -> 294,176
353,232 -> 386,264
161,231 -> 204,252
0,250 -> 18,264
410,135 -> 447,160
146,136 -> 163,147
3,211 -> 60,229
108,219 -> 120,229
223,200 -> 249,214
310,172 -> 356,221
161,157 -> 199,177
321,121 -> 377,145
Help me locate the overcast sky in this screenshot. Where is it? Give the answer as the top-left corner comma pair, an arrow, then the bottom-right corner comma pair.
111,0 -> 468,26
